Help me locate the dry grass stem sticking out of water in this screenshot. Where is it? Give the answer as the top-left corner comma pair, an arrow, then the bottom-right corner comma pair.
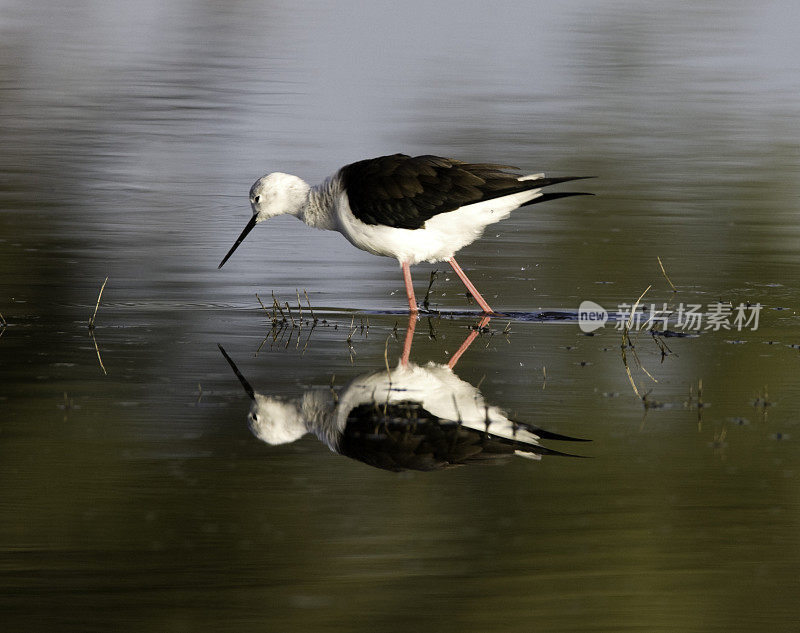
255,293 -> 278,326
0,311 -> 7,328
271,291 -> 286,321
423,269 -> 439,311
657,256 -> 677,293
620,261 -> 688,405
255,291 -> 322,355
88,276 -> 108,330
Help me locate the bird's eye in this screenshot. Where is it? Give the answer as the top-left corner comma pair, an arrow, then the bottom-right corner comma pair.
253,195 -> 261,204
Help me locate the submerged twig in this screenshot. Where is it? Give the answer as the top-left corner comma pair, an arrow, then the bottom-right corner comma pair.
88,276 -> 108,330
621,347 -> 640,399
296,289 -> 303,322
304,289 -> 316,323
384,334 -> 392,384
620,285 -> 653,398
426,317 -> 438,341
345,315 -> 357,363
329,374 -> 338,404
90,331 -> 107,375
753,385 -> 772,411
651,331 -> 673,362
255,332 -> 270,356
285,302 -> 296,327
0,311 -> 6,327
301,321 -> 316,355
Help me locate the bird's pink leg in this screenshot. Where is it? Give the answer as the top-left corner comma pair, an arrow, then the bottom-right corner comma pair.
400,313 -> 416,367
402,262 -> 418,313
448,316 -> 491,369
447,257 -> 494,314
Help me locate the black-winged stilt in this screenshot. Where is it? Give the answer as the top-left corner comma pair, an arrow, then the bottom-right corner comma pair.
218,335 -> 586,471
219,154 -> 591,314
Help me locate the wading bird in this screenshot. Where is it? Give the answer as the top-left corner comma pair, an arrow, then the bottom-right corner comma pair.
219,154 -> 590,314
218,334 -> 587,472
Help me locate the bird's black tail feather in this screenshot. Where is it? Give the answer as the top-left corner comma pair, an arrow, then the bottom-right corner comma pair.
519,175 -> 594,207
523,191 -> 594,207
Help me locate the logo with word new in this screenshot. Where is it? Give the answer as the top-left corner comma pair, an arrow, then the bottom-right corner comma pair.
578,301 -> 608,333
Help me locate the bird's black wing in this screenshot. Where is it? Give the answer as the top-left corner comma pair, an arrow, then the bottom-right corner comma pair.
338,154 -> 589,230
337,401 -> 577,472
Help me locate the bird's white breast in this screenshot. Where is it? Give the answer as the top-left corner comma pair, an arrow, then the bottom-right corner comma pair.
334,189 -> 543,265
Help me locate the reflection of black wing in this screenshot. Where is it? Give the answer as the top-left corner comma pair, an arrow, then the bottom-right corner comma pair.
339,154 -> 591,230
338,401 -> 577,472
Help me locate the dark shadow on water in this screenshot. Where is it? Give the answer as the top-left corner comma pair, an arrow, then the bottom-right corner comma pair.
361,308 -> 586,322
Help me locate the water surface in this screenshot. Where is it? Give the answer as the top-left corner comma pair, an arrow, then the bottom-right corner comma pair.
2,1 -> 800,631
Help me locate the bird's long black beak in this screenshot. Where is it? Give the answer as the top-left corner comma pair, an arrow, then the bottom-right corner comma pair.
218,215 -> 257,269
218,344 -> 256,400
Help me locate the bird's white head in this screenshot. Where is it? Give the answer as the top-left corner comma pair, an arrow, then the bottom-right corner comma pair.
248,395 -> 307,445
249,172 -> 310,223
219,172 -> 310,269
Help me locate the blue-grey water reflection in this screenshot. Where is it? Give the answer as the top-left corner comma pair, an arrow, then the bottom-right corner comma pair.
2,0 -> 800,631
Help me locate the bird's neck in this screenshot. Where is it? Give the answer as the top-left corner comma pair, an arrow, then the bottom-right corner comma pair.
299,389 -> 340,450
278,178 -> 312,220
301,178 -> 340,231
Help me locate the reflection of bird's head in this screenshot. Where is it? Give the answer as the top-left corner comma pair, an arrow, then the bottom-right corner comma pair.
247,395 -> 307,445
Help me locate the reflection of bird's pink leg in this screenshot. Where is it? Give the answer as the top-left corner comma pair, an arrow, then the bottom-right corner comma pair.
402,262 -> 418,313
447,257 -> 494,314
448,316 -> 491,369
400,313 -> 417,367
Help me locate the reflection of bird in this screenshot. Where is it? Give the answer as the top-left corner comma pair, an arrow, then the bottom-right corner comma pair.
218,345 -> 587,472
219,154 -> 590,314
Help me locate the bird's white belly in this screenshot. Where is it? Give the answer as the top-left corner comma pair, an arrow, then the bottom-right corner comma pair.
338,217 -> 465,264
334,191 -> 539,265
335,362 -> 541,446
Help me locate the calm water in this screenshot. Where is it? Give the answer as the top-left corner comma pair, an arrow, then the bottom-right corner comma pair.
2,1 -> 800,631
